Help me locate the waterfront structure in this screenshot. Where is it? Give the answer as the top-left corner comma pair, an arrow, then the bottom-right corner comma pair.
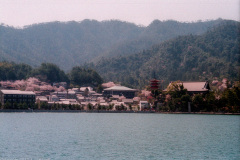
103,85 -> 137,99
0,89 -> 36,106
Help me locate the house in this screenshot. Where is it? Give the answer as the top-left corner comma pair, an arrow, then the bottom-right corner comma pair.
164,81 -> 210,94
50,91 -> 76,100
0,89 -> 36,107
53,82 -> 67,88
122,99 -> 134,104
80,87 -> 93,92
103,85 -> 138,99
36,96 -> 48,102
49,95 -> 59,102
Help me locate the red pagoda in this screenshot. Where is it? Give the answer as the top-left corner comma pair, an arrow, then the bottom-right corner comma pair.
150,79 -> 160,90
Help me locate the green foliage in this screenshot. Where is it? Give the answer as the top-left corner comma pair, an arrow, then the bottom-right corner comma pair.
164,83 -> 190,112
69,66 -> 103,87
0,19 -> 226,71
96,85 -> 103,93
87,103 -> 93,110
4,101 -> 11,109
192,94 -> 205,111
0,62 -> 32,81
219,87 -> 240,112
0,61 -> 103,88
31,63 -> 69,83
92,21 -> 240,88
161,82 -> 240,113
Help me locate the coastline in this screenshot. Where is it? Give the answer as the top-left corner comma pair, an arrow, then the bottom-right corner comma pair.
0,109 -> 239,115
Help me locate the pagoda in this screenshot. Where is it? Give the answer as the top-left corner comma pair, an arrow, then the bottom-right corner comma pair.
150,79 -> 160,90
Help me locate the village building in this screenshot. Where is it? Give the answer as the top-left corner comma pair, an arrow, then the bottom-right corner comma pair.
122,98 -> 134,104
53,82 -> 67,88
103,85 -> 138,99
0,89 -> 36,106
50,91 -> 76,100
36,96 -> 48,102
48,99 -> 80,105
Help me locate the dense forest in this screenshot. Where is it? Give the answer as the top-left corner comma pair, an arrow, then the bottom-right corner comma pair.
0,62 -> 102,87
90,20 -> 240,88
0,19 -> 239,89
0,19 -> 225,70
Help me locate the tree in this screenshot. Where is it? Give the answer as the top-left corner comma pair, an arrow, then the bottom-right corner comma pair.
69,66 -> 103,87
4,101 -> 11,109
128,104 -> 132,111
31,63 -> 69,83
22,102 -> 28,110
192,94 -> 204,112
96,85 -> 103,93
87,103 -> 93,110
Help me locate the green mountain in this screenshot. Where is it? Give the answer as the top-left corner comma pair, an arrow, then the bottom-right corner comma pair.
0,19 -> 224,70
90,20 -> 240,88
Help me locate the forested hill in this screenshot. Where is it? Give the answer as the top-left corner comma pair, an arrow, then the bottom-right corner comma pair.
90,20 -> 240,88
0,19 -> 224,70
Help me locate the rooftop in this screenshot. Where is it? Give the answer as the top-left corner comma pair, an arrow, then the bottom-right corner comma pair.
1,90 -> 35,95
104,85 -> 137,91
181,82 -> 209,92
165,81 -> 209,92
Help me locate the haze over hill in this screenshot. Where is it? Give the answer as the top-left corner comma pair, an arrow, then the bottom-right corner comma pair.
0,19 -> 225,70
90,20 -> 240,88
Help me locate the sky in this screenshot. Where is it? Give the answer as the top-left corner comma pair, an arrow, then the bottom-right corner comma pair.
0,0 -> 239,27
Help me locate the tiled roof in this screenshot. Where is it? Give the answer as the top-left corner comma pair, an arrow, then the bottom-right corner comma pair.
104,85 -> 137,91
164,81 -> 209,92
1,90 -> 35,95
181,82 -> 208,92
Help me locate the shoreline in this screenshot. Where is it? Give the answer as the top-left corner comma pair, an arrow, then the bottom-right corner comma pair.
0,109 -> 239,115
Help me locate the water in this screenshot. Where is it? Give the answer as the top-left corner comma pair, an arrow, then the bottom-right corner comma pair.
0,113 -> 239,160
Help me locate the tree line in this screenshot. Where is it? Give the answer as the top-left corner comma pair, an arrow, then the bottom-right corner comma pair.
0,61 -> 103,87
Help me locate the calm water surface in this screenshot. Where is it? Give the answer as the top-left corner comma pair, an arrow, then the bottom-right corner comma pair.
0,113 -> 239,160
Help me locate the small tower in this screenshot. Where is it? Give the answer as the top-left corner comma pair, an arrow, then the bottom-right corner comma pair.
150,79 -> 160,90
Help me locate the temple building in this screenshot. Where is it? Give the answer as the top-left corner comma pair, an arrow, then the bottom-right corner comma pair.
164,81 -> 210,94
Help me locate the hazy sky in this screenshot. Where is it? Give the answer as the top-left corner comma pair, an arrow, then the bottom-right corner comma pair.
0,0 -> 239,27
